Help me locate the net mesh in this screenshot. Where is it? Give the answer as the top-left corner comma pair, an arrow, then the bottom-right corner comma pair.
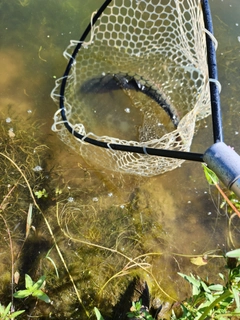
51,0 -> 211,176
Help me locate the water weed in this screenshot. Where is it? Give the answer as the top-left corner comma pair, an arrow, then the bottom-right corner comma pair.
0,302 -> 24,320
174,250 -> 240,319
13,274 -> 50,303
127,300 -> 154,320
95,250 -> 240,319
34,188 -> 48,199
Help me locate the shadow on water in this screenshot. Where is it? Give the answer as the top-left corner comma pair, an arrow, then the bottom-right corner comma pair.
0,0 -> 240,319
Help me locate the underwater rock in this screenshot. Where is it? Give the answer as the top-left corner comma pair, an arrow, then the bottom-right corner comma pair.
111,277 -> 173,320
111,277 -> 150,320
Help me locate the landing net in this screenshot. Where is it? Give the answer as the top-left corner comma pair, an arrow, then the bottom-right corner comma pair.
51,0 -> 212,176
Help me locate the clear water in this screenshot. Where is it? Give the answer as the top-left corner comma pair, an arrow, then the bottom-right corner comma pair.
0,0 -> 240,318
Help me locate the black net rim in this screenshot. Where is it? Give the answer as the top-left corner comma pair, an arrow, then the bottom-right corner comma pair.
57,0 -> 222,163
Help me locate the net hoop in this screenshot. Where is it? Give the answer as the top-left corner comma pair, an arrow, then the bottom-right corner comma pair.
51,0 -> 222,176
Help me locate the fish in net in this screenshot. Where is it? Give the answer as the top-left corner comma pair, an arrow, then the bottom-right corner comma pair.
51,0 -> 211,176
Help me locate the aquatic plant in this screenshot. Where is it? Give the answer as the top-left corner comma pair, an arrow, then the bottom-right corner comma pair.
127,300 -> 154,320
95,249 -> 240,319
0,302 -> 24,320
170,163 -> 240,319
202,164 -> 240,218
162,166 -> 240,319
0,119 -> 90,318
34,188 -> 48,199
94,307 -> 105,320
173,249 -> 240,319
56,201 -> 177,304
13,274 -> 50,303
0,151 -> 89,316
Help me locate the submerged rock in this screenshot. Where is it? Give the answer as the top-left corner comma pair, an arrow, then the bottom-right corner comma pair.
111,277 -> 173,320
111,277 -> 150,320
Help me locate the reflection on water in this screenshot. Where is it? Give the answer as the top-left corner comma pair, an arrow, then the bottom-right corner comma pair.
0,0 -> 240,318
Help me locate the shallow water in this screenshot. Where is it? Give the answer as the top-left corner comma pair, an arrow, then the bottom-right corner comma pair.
1,0 -> 240,319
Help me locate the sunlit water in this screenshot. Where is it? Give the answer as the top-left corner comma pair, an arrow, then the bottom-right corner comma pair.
0,0 -> 240,318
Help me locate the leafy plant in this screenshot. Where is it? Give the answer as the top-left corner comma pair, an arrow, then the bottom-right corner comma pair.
94,300 -> 155,320
126,300 -> 154,320
0,302 -> 24,320
45,248 -> 59,278
226,248 -> 240,260
94,307 -> 105,320
34,188 -> 48,199
202,164 -> 240,218
13,274 -> 50,303
221,191 -> 240,213
173,249 -> 240,320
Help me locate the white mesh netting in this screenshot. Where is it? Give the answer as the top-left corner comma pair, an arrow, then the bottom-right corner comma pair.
51,0 -> 211,176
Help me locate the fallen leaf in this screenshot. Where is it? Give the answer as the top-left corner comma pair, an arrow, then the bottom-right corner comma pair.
8,129 -> 15,138
190,256 -> 208,266
14,271 -> 20,284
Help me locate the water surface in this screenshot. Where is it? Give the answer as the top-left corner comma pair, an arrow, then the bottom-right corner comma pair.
0,0 -> 240,318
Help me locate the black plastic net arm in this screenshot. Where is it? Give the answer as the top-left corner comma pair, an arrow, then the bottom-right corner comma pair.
201,1 -> 240,197
201,0 -> 223,144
